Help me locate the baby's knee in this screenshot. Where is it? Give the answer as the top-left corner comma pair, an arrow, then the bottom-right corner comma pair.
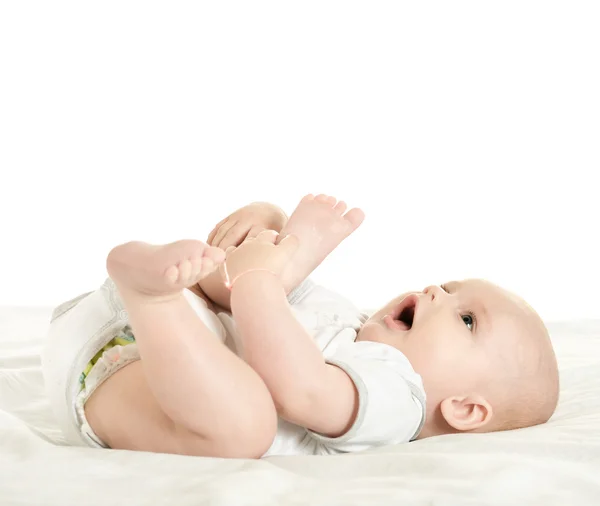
220,402 -> 278,458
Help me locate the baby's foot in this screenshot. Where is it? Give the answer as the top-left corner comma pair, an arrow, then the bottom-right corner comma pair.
107,239 -> 226,302
279,194 -> 365,291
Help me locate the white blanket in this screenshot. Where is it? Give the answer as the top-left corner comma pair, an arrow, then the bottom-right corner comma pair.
1,306 -> 599,505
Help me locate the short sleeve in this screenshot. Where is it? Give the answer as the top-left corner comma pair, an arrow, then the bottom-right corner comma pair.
308,341 -> 426,454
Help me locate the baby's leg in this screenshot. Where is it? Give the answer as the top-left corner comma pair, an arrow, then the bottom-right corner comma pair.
85,240 -> 277,458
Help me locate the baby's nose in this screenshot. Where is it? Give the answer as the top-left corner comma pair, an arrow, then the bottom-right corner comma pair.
423,285 -> 444,301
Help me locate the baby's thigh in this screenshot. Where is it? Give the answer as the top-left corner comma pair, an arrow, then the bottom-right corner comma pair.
84,361 -> 228,457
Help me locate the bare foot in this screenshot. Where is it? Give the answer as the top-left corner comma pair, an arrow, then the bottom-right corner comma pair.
278,194 -> 365,291
107,240 -> 226,302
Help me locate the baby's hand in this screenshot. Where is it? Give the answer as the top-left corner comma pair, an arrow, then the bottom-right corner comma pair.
219,229 -> 300,290
208,202 -> 287,250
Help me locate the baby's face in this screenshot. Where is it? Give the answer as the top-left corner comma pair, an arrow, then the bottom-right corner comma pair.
358,279 -> 536,404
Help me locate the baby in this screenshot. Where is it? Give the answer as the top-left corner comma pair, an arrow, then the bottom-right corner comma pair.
41,194 -> 559,458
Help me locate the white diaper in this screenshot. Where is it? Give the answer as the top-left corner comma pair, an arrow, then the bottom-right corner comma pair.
75,339 -> 141,447
41,278 -> 227,448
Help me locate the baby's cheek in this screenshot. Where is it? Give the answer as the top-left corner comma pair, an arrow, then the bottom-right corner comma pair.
407,339 -> 450,373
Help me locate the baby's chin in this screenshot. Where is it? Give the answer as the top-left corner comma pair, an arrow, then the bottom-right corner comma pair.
355,321 -> 388,343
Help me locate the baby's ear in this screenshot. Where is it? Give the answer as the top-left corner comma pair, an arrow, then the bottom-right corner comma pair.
440,394 -> 493,432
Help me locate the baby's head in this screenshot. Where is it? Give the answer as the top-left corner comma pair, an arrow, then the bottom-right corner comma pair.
358,279 -> 559,438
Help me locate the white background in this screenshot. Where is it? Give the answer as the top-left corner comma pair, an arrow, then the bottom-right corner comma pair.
0,2 -> 598,321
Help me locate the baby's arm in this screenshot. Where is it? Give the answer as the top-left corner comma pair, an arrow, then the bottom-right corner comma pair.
230,269 -> 359,437
227,195 -> 365,436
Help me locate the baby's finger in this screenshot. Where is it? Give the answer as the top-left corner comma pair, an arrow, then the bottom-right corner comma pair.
219,222 -> 251,250
212,220 -> 237,248
218,261 -> 229,287
255,229 -> 279,244
246,224 -> 266,239
208,215 -> 229,243
207,227 -> 218,245
273,232 -> 289,245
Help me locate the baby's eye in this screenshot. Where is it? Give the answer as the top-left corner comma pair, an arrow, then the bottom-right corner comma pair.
462,313 -> 475,331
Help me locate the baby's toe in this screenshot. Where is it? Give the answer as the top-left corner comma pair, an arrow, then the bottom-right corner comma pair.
177,259 -> 193,283
203,246 -> 226,264
199,257 -> 215,276
343,208 -> 366,230
334,200 -> 347,215
164,265 -> 180,284
190,255 -> 204,278
314,194 -> 337,207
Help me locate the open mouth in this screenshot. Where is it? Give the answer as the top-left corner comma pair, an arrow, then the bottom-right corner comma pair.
384,294 -> 418,331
